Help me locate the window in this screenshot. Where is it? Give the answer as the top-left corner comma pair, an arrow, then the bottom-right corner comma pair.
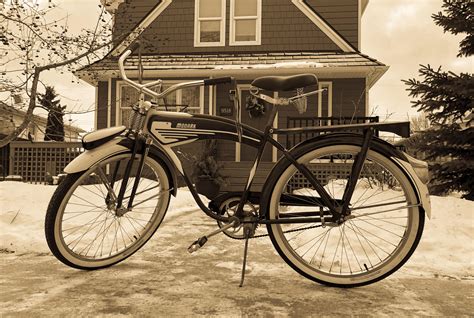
230,0 -> 262,45
194,0 -> 226,47
118,82 -> 204,125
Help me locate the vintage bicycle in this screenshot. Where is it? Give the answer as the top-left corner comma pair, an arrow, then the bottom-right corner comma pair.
45,44 -> 431,288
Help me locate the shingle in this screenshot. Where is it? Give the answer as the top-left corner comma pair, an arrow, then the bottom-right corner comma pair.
78,52 -> 386,74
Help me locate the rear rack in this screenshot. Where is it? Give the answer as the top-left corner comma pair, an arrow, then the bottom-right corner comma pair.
274,121 -> 410,138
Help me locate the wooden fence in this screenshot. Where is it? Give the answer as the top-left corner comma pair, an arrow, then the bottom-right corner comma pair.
8,141 -> 83,184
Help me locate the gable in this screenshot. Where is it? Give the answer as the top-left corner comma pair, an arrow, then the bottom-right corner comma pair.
306,0 -> 359,49
114,0 -> 348,55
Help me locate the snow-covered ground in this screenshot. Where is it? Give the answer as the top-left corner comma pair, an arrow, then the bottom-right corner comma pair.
1,181 -> 473,279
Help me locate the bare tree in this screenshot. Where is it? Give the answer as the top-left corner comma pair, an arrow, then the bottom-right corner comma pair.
0,0 -> 114,147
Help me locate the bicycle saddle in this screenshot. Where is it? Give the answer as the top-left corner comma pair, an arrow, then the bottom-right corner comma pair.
251,74 -> 318,91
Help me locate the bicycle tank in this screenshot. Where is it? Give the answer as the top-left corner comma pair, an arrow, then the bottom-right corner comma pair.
146,110 -> 263,148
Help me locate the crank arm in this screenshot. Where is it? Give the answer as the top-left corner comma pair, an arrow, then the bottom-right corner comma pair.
188,219 -> 238,253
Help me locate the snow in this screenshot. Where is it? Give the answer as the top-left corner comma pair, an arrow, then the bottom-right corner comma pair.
0,181 -> 473,279
213,61 -> 325,70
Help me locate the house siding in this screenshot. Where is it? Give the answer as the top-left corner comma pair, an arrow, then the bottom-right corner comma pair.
113,0 -> 158,44
306,0 -> 359,50
114,0 -> 342,54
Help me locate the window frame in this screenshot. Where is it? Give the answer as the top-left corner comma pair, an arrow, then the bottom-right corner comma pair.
229,0 -> 262,46
116,80 -> 205,125
194,0 -> 226,47
318,81 -> 333,121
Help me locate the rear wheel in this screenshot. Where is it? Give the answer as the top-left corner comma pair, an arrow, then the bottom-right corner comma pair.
267,144 -> 424,287
45,153 -> 171,270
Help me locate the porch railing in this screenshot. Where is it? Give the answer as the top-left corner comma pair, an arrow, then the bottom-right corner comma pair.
286,116 -> 379,148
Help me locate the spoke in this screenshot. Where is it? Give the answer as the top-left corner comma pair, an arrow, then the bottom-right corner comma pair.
352,204 -> 419,218
79,211 -> 112,255
351,199 -> 408,212
131,189 -> 170,208
319,228 -> 332,268
124,214 -> 142,238
62,208 -> 104,222
67,202 -> 106,209
353,218 -> 404,238
71,193 -> 105,210
70,212 -> 109,253
346,221 -> 374,268
118,218 -> 132,246
349,220 -> 394,253
93,214 -> 116,257
97,166 -> 118,201
295,227 -> 333,257
77,184 -> 108,200
347,220 -> 383,262
64,209 -> 105,214
309,228 -> 331,265
63,214 -> 105,234
329,230 -> 343,273
342,223 -> 363,271
123,184 -> 160,200
125,215 -> 152,224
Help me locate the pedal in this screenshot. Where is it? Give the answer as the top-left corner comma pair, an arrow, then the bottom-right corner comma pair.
187,236 -> 208,253
187,219 -> 238,253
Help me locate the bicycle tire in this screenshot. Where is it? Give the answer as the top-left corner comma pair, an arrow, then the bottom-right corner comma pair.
45,153 -> 171,270
265,144 -> 424,287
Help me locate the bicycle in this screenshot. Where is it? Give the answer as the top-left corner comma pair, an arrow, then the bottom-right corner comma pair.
45,43 -> 431,288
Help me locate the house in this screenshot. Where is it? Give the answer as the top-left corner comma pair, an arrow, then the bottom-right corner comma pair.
0,101 -> 85,142
77,0 -> 388,191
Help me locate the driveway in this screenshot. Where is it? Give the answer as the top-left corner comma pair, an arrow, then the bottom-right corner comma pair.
1,206 -> 473,317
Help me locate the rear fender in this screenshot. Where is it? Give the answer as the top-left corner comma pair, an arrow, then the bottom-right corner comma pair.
260,133 -> 431,218
64,136 -> 178,196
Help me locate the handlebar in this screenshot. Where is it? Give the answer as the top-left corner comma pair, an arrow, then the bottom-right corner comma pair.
118,47 -> 234,100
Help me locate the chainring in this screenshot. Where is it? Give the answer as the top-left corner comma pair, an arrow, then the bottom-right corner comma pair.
217,197 -> 259,239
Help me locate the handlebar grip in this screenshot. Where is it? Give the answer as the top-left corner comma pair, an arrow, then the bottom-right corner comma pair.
204,77 -> 233,86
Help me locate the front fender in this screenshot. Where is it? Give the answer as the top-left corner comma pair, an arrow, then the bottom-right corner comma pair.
64,137 -> 129,174
64,136 -> 178,196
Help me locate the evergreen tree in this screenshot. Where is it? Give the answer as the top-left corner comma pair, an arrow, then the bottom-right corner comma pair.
403,0 -> 474,200
37,86 -> 66,142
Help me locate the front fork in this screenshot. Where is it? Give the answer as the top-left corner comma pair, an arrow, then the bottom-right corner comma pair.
112,133 -> 151,216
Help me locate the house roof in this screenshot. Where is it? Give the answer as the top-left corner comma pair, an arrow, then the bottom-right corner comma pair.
77,51 -> 388,88
84,52 -> 384,71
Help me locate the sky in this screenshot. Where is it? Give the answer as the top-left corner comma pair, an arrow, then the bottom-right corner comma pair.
17,0 -> 474,131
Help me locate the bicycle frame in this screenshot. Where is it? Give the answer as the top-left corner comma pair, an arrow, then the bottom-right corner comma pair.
113,46 -> 411,226
131,103 -> 380,224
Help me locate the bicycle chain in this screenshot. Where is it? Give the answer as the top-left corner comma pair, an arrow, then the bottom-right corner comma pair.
224,223 -> 323,240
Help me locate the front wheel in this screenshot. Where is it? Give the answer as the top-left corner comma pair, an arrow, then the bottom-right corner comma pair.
45,153 -> 171,270
266,144 -> 424,287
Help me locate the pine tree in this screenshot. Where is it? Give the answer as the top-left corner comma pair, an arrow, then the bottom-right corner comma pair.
403,0 -> 474,200
37,86 -> 66,142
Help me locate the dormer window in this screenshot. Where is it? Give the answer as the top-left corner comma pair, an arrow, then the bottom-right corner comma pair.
194,0 -> 226,47
230,0 -> 262,45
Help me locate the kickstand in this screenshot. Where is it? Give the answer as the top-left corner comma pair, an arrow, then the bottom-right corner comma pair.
239,228 -> 251,287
